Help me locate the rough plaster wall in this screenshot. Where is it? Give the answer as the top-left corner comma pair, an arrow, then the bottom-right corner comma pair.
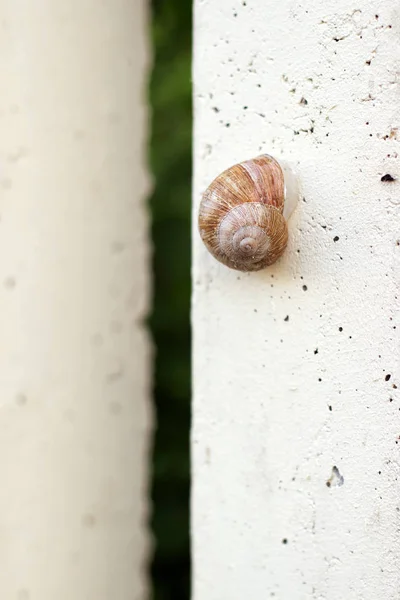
192,1 -> 400,598
0,2 -> 151,599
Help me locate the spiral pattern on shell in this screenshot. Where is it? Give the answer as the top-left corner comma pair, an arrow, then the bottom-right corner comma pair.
198,155 -> 289,272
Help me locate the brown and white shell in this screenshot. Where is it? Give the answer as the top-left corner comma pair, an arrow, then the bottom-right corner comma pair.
198,155 -> 289,272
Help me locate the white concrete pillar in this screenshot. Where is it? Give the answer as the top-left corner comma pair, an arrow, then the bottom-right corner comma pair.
193,1 -> 400,598
0,2 -> 151,599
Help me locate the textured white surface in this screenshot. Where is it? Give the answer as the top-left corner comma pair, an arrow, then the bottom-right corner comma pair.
0,2 -> 151,598
192,1 -> 400,598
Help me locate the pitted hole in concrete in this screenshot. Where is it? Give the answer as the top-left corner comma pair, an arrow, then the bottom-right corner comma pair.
82,513 -> 97,528
111,240 -> 126,255
15,393 -> 27,407
106,358 -> 124,383
326,465 -> 344,488
7,147 -> 29,163
110,320 -> 123,334
4,277 -> 16,290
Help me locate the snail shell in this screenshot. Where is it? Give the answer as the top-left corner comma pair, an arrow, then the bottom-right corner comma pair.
199,155 -> 293,272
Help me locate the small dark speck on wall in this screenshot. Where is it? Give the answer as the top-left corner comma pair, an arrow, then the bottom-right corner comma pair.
381,174 -> 396,182
282,538 -> 288,544
385,374 -> 391,381
302,285 -> 308,291
326,465 -> 344,487
284,315 -> 289,322
333,236 -> 339,242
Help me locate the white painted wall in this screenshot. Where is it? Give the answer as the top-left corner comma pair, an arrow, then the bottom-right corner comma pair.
193,1 -> 400,598
0,2 -> 151,599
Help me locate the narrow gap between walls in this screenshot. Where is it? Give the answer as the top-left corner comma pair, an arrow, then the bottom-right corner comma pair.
148,1 -> 192,599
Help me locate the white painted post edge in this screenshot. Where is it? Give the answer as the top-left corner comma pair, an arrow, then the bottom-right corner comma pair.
0,2 -> 152,598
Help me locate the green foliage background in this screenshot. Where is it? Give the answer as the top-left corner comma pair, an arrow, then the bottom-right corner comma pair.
149,1 -> 192,598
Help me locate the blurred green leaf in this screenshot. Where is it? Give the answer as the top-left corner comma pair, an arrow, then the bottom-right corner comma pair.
149,1 -> 192,599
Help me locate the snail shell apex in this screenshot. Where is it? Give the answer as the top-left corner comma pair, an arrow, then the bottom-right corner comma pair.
199,155 -> 289,272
